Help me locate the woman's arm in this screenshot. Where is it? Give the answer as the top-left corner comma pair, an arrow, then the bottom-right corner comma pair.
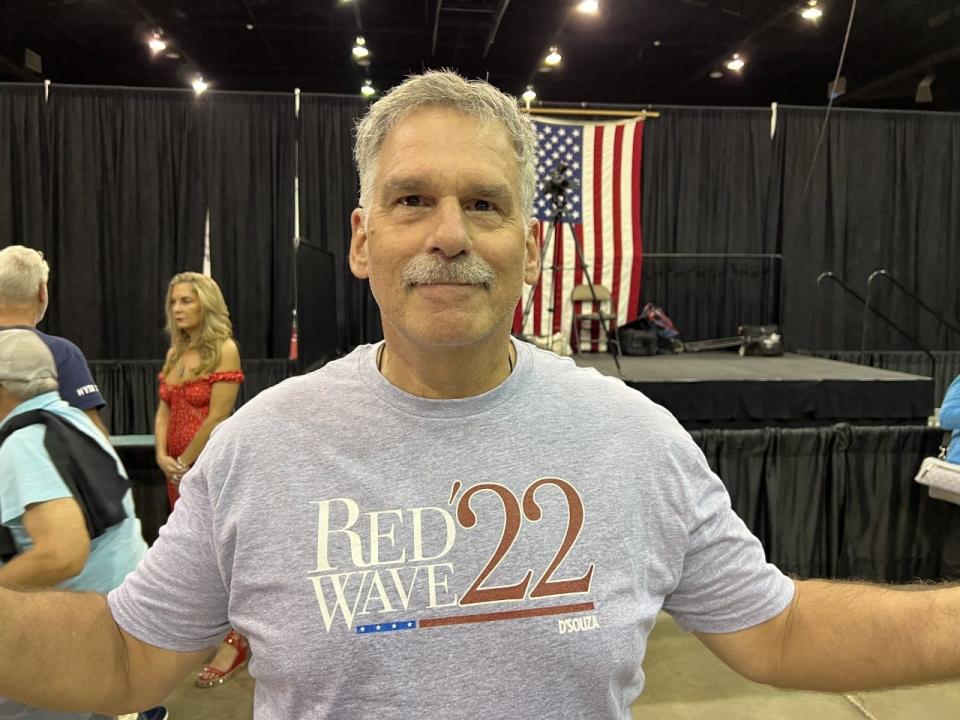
154,398 -> 181,478
176,339 -> 242,468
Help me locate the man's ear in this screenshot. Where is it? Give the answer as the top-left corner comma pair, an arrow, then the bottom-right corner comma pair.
349,209 -> 370,280
523,219 -> 541,285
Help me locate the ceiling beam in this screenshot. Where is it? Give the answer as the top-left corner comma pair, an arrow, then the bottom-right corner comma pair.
482,0 -> 511,59
677,0 -> 799,88
238,0 -> 287,77
0,52 -> 40,81
840,42 -> 960,103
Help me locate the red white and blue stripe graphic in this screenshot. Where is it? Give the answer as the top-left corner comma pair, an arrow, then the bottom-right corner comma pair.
514,117 -> 644,352
356,601 -> 595,635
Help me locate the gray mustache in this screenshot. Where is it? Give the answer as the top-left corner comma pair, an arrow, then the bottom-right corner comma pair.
400,255 -> 496,287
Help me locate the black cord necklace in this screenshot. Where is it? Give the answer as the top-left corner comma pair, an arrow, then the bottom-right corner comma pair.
376,345 -> 514,374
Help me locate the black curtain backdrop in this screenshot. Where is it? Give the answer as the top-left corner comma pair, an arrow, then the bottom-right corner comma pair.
298,94 -> 382,349
89,358 -> 297,435
0,84 -> 44,251
205,92 -> 296,358
640,107 -> 778,341
4,83 -> 960,360
692,423 -> 954,583
43,86 -> 207,359
769,106 -> 960,352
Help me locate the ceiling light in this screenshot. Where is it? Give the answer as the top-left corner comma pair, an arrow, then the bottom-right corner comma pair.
191,76 -> 208,95
709,70 -> 723,79
801,1 -> 823,20
544,46 -> 562,66
726,53 -> 745,72
522,86 -> 537,104
576,0 -> 600,14
361,80 -> 376,97
653,40 -> 661,47
147,32 -> 166,54
245,23 -> 254,30
352,36 -> 370,59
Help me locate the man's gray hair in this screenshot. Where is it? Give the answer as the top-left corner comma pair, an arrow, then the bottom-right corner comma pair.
354,70 -> 538,222
0,245 -> 49,306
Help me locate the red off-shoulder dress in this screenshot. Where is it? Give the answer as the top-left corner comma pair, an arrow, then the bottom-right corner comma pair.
158,370 -> 244,508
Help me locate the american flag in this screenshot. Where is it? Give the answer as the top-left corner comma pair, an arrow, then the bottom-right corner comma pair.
513,117 -> 644,352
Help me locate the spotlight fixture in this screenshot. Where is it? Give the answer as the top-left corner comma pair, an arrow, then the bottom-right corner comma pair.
191,76 -> 208,95
801,1 -> 823,21
544,46 -> 562,66
576,0 -> 600,14
360,79 -> 376,97
352,36 -> 370,59
726,53 -> 745,72
522,85 -> 537,104
147,31 -> 166,55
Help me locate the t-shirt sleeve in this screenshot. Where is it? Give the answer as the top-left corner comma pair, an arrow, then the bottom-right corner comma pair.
55,340 -> 106,411
107,463 -> 230,650
662,442 -> 795,634
0,427 -> 74,525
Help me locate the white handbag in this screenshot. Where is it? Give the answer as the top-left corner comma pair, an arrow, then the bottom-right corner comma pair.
914,433 -> 960,505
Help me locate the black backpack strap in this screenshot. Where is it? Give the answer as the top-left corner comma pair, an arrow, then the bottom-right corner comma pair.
0,526 -> 16,562
0,410 -> 130,560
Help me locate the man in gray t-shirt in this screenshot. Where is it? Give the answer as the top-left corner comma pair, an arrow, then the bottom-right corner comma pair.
4,70 -> 960,720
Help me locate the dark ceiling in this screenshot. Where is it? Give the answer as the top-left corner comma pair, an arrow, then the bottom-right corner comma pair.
2,0 -> 960,110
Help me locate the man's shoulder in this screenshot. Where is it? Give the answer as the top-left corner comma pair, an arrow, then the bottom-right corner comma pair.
523,343 -> 666,410
27,330 -> 91,371
213,351 -> 367,438
520,343 -> 693,449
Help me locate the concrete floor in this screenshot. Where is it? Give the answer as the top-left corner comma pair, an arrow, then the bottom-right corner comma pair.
159,612 -> 960,719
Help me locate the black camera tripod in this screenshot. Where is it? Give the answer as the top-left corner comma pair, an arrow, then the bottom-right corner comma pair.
517,166 -> 622,374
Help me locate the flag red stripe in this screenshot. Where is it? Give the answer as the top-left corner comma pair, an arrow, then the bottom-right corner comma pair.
533,221 -> 544,336
611,124 -> 625,334
572,223 -> 585,352
628,121 -> 644,320
552,222 -> 564,335
591,127 -> 605,350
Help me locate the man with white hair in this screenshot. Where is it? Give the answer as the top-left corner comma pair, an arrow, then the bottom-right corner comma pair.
3,70 -> 960,719
0,328 -> 164,719
0,245 -> 109,438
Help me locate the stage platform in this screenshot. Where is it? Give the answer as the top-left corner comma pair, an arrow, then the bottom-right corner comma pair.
572,351 -> 935,428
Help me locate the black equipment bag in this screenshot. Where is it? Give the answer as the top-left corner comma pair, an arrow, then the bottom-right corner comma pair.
738,325 -> 785,356
0,410 -> 130,562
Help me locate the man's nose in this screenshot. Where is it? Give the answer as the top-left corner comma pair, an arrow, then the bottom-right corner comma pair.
427,198 -> 471,258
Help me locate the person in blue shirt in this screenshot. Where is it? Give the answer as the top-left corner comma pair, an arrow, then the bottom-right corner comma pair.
941,375 -> 960,465
0,245 -> 109,438
0,328 -> 165,720
939,375 -> 960,578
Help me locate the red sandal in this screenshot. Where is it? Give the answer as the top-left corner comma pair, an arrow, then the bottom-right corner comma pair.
196,630 -> 249,688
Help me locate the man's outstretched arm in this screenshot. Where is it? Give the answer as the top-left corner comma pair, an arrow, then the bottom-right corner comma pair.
0,587 -> 208,714
697,579 -> 960,691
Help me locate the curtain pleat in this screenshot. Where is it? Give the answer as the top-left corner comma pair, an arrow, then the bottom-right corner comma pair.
298,94 -> 381,348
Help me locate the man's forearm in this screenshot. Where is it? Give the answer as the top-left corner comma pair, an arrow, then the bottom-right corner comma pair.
773,579 -> 960,691
0,548 -> 81,587
0,587 -> 131,714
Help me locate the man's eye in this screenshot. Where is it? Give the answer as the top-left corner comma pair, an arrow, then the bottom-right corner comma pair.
399,196 -> 422,207
471,200 -> 493,211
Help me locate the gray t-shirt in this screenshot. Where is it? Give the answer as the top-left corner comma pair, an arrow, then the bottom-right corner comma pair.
109,339 -> 793,719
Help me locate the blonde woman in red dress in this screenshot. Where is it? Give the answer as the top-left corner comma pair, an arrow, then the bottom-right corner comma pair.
154,271 -> 248,688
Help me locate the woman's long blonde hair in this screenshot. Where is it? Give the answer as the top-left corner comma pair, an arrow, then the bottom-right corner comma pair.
161,272 -> 235,378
